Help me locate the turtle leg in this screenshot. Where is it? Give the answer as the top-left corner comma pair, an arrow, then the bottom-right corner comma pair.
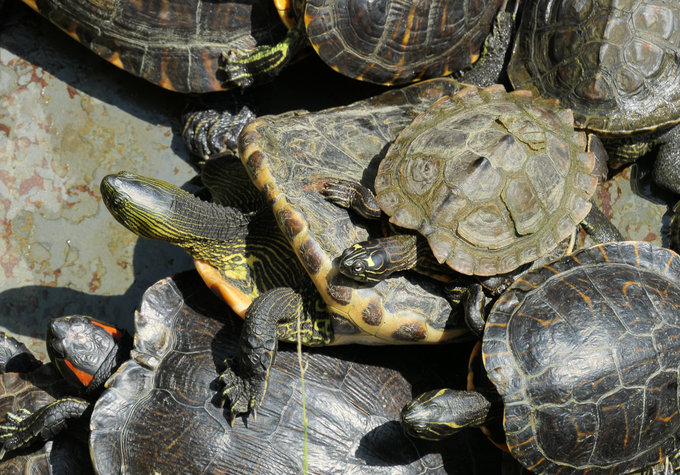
0,397 -> 91,458
580,204 -> 624,243
457,0 -> 518,87
182,106 -> 256,160
652,125 -> 680,194
219,287 -> 332,421
401,388 -> 492,441
320,178 -> 382,219
219,27 -> 305,89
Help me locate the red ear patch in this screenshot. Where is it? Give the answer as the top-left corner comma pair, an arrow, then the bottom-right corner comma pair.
91,320 -> 125,340
64,359 -> 94,388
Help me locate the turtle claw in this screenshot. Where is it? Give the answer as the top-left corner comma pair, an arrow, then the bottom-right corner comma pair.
218,367 -> 266,420
319,178 -> 355,209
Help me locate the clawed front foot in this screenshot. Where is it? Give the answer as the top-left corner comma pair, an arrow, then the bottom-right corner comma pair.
319,178 -> 357,209
182,107 -> 255,160
218,360 -> 267,423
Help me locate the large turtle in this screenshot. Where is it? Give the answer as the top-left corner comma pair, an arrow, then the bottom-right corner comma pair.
11,0 -> 288,92
223,0 -> 517,88
100,79 -> 476,419
308,83 -> 620,280
507,0 -> 680,194
402,241 -> 680,474
0,272 -> 503,473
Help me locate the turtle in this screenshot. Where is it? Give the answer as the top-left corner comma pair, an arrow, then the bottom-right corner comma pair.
401,240 -> 680,474
222,0 -> 518,88
0,333 -> 93,474
0,272 -> 504,473
506,0 -> 680,194
101,79 -> 487,420
311,83 -> 621,283
13,0 -> 288,92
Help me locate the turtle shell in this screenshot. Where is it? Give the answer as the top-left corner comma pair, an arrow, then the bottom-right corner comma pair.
90,271 -> 500,473
507,0 -> 680,135
483,241 -> 680,473
0,365 -> 92,474
375,84 -> 599,276
239,78 -> 469,345
22,0 -> 287,92
304,0 -> 505,85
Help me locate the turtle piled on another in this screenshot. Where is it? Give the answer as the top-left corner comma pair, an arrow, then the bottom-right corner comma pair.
0,272 -> 498,473
507,0 -> 680,194
102,79 -> 474,420
310,83 -> 621,281
402,241 -> 680,474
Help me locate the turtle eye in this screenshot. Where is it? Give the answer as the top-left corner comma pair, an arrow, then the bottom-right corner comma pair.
352,261 -> 366,274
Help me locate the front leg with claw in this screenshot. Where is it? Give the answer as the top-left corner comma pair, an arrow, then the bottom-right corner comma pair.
218,287 -> 332,423
0,397 -> 91,458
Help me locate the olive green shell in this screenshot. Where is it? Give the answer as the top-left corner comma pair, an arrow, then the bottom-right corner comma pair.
484,241 -> 680,473
90,272 -> 494,473
507,0 -> 680,135
23,0 -> 286,92
239,79 -> 469,344
376,84 -> 599,276
304,0 -> 505,85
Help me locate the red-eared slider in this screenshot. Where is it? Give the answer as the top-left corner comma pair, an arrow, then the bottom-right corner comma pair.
0,317 -> 130,473
101,81 -> 474,419
313,83 -> 618,280
224,0 -> 516,87
14,0 -> 287,92
402,241 -> 680,474
507,0 -> 680,194
0,333 -> 92,474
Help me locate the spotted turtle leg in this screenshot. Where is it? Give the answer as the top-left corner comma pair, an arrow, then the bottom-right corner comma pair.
219,287 -> 332,421
0,398 -> 91,459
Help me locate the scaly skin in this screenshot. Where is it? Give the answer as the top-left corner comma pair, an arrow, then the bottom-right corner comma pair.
101,171 -> 334,419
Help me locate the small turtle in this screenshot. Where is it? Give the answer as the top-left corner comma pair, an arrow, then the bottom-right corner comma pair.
315,83 -> 620,281
15,0 -> 287,92
507,0 -> 680,194
402,241 -> 680,474
101,80 -> 490,419
224,0 -> 517,88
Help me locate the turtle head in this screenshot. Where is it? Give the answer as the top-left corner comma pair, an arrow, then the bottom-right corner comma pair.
339,242 -> 391,284
101,171 -> 187,242
47,315 -> 132,394
339,235 -> 418,283
401,389 -> 491,441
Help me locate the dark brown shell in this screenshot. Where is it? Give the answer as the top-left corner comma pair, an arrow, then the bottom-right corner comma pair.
507,0 -> 680,135
483,241 -> 680,473
23,0 -> 287,92
304,0 -> 505,85
376,84 -> 599,276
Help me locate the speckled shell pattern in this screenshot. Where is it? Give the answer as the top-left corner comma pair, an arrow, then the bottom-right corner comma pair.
484,241 -> 680,474
239,79 -> 470,345
376,85 -> 598,277
303,0 -> 504,85
24,0 -> 287,92
508,0 -> 680,135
